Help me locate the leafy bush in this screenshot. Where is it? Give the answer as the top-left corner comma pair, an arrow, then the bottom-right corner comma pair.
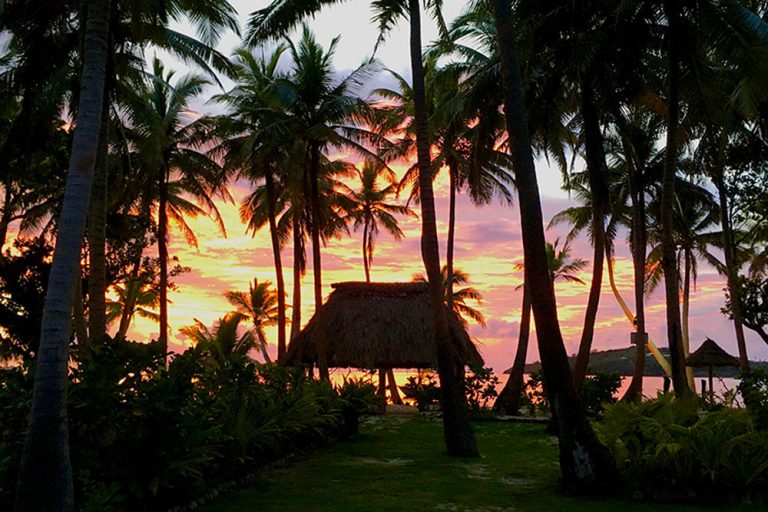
521,370 -> 548,416
579,370 -> 622,417
464,366 -> 499,412
596,394 -> 768,503
400,372 -> 441,411
521,370 -> 621,418
739,368 -> 768,430
0,337 -> 365,511
0,367 -> 32,505
336,377 -> 381,437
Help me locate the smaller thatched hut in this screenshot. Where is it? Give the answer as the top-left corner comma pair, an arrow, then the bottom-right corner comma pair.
686,338 -> 740,402
284,282 -> 483,369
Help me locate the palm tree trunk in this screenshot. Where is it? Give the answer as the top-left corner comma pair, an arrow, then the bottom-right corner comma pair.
363,221 -> 371,282
377,368 -> 387,399
682,248 -> 695,389
117,255 -> 142,339
309,147 -> 323,310
0,185 -> 12,251
409,0 -> 478,457
573,84 -> 608,386
713,172 -> 749,370
13,1 -> 111,509
492,0 -> 615,489
258,329 -> 272,364
158,169 -> 169,358
494,282 -> 531,414
290,211 -> 302,341
446,161 -> 458,309
87,104 -> 109,344
622,135 -> 647,402
72,269 -> 88,346
387,369 -> 402,404
308,147 -> 328,380
264,171 -> 287,361
660,0 -> 689,395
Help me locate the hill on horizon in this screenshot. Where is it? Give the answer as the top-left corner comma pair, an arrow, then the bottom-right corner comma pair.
521,346 -> 768,378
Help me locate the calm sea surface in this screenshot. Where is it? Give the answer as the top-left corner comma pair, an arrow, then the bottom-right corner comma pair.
329,370 -> 742,404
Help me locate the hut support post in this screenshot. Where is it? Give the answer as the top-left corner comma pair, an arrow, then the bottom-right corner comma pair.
708,365 -> 714,404
387,369 -> 403,405
378,369 -> 387,400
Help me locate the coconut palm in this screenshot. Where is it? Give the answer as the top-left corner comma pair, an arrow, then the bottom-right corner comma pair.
655,0 -> 768,393
548,164 -> 629,385
225,278 -> 281,363
106,270 -> 161,338
495,237 -> 587,415
13,1 -> 111,509
126,58 -> 229,357
213,46 -> 291,360
180,313 -> 257,368
491,0 -> 616,486
374,61 -> 513,305
413,265 -> 486,327
340,162 -> 416,282
647,179 -> 724,387
255,27 -> 386,307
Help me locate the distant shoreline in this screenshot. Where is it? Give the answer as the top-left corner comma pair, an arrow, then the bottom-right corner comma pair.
521,345 -> 767,378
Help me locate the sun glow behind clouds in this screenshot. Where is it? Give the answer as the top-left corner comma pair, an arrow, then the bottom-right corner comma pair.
121,144 -> 768,370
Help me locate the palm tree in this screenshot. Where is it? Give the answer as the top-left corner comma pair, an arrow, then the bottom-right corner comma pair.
414,265 -> 487,327
654,0 -> 768,393
84,0 -> 239,345
106,268 -> 160,339
13,1 -> 111,509
225,278 -> 281,363
243,26 -> 391,378
647,179 -> 723,388
495,238 -> 586,415
126,58 -> 229,357
214,46 -> 291,360
492,0 -> 615,486
341,162 -> 416,282
548,164 -> 629,385
180,313 -> 257,368
375,61 -> 513,306
610,109 -> 664,402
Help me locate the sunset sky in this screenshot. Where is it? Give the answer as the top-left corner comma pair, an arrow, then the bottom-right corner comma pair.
21,1 -> 768,372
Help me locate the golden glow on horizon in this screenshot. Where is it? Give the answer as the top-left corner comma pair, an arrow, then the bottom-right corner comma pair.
3,158 -> 754,367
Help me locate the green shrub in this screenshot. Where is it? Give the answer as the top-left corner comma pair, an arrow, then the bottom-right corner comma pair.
0,367 -> 32,505
0,337 -> 362,511
596,394 -> 768,502
579,370 -> 623,417
464,366 -> 499,412
400,372 -> 441,411
521,370 -> 621,418
739,368 -> 768,430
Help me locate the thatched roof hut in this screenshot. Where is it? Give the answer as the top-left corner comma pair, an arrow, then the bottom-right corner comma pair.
686,338 -> 740,368
686,338 -> 739,403
284,282 -> 483,369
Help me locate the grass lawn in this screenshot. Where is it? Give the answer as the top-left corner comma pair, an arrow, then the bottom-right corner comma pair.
201,414 -> 758,512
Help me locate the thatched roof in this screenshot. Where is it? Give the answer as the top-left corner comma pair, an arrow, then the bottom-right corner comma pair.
686,338 -> 740,368
284,282 -> 483,369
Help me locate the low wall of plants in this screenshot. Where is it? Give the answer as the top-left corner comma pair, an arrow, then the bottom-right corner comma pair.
595,371 -> 768,504
0,339 -> 377,511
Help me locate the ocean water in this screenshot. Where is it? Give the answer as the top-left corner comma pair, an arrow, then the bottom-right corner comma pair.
329,369 -> 743,405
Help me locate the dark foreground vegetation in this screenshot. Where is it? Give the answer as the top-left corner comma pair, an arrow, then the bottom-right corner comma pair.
201,413 -> 764,512
0,337 -> 377,511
